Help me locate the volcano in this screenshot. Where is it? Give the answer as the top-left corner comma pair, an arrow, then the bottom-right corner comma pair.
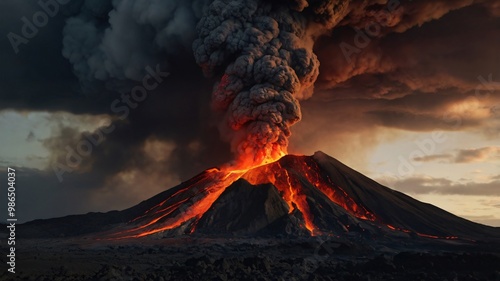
20,151 -> 500,242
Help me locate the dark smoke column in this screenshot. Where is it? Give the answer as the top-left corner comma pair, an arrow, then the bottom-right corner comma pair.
193,0 -> 348,167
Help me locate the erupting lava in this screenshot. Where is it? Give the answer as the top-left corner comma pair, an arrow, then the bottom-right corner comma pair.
241,157 -> 376,234
107,151 -> 371,239
104,152 -> 467,240
108,152 -> 290,239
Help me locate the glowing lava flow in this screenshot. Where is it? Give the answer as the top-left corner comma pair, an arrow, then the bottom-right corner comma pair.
107,168 -> 245,239
241,156 -> 377,234
100,153 -> 468,240
105,153 -> 378,239
243,161 -> 317,233
385,224 -> 460,240
106,153 -> 285,239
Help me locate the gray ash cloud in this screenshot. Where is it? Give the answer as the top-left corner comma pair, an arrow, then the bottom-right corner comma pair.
192,0 -> 349,166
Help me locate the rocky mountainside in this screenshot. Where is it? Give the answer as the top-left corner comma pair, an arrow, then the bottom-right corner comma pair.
19,152 -> 500,243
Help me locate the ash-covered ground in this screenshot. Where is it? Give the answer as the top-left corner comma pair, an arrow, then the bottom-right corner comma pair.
3,236 -> 500,281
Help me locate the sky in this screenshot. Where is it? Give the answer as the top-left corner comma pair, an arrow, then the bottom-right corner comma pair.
0,0 -> 499,226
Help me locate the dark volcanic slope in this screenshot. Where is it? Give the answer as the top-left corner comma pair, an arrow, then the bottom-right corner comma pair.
17,152 -> 500,242
312,152 -> 500,240
17,170 -> 212,238
195,180 -> 290,235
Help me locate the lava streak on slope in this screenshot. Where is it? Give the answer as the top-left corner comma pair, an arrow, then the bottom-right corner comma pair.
243,161 -> 316,233
241,156 -> 376,234
247,157 -> 376,220
105,154 -> 378,239
106,168 -> 245,239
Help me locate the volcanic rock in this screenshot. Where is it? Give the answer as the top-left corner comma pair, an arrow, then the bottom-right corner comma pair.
17,151 -> 500,243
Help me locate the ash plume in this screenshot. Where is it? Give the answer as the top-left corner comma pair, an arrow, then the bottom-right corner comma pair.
57,0 -> 494,172
192,0 -> 349,167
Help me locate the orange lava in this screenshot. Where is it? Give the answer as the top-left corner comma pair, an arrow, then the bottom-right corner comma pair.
108,169 -> 244,239
106,153 -> 283,239
241,156 -> 377,234
104,153 -> 456,240
298,158 -> 376,221
106,152 -> 381,239
242,161 -> 316,233
386,224 -> 460,240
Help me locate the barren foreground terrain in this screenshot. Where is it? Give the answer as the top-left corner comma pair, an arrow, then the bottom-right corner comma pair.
2,236 -> 500,281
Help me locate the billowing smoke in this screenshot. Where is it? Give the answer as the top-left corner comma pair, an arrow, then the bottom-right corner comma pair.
62,0 -> 347,169
62,0 -> 209,82
3,0 -> 497,222
60,0 -> 490,170
192,0 -> 349,167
